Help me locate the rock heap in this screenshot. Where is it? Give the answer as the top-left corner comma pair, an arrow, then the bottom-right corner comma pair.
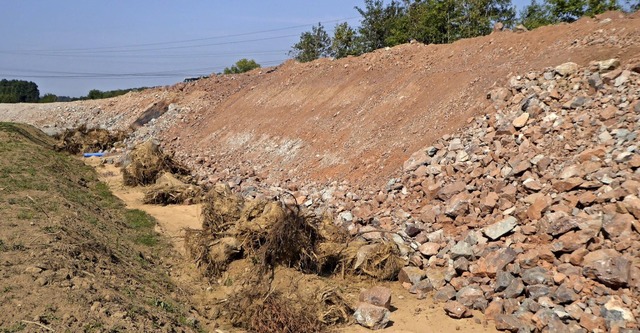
355,59 -> 640,332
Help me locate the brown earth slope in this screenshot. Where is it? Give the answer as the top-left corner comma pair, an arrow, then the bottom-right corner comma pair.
0,12 -> 639,190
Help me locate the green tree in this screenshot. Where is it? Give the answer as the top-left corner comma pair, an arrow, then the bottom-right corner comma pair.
519,0 -> 556,29
223,58 -> 261,74
40,93 -> 58,103
546,0 -> 620,22
0,79 -> 39,103
290,23 -> 332,62
331,22 -> 361,58
355,0 -> 406,52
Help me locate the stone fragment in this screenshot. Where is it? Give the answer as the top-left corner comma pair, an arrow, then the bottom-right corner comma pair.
598,59 -> 620,72
553,285 -> 579,304
522,267 -> 552,286
582,249 -> 630,288
444,301 -> 472,319
354,303 -> 391,330
397,266 -> 425,285
512,113 -> 530,128
555,62 -> 579,76
418,242 -> 440,257
359,286 -> 392,310
473,248 -> 517,277
456,285 -> 486,310
483,216 -> 518,240
495,314 -> 528,332
450,240 -> 473,259
434,285 -> 457,303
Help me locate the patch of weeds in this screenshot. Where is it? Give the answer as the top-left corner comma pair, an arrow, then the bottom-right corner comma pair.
152,298 -> 176,313
83,322 -> 103,333
88,216 -> 99,225
0,322 -> 26,333
135,233 -> 159,247
11,243 -> 25,251
43,226 -> 61,234
2,286 -> 12,293
223,277 -> 234,286
95,182 -> 119,207
16,209 -> 34,220
125,209 -> 155,229
0,239 -> 6,251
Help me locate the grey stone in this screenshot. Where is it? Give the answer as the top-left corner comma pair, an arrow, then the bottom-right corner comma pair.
456,285 -> 485,309
434,285 -> 457,303
495,271 -> 515,292
354,303 -> 390,330
526,284 -> 551,300
450,240 -> 473,259
522,267 -> 553,286
483,216 -> 518,240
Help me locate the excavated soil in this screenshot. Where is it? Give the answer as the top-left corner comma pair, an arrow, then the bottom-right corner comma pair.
0,12 -> 638,190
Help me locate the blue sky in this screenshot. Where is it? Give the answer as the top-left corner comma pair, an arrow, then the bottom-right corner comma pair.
1,0 -> 530,97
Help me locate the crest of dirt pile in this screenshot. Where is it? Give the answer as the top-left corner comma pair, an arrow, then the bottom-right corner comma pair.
0,123 -> 202,332
1,12 -> 639,189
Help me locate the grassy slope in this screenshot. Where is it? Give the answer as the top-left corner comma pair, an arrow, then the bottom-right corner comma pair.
0,123 -> 199,333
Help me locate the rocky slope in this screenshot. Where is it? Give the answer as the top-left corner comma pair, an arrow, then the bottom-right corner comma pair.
1,11 -> 640,333
370,59 -> 640,332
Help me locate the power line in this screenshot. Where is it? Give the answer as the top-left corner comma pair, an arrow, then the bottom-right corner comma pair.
1,16 -> 360,54
0,60 -> 287,79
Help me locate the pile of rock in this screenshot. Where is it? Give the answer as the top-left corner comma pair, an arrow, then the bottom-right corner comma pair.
355,59 -> 640,332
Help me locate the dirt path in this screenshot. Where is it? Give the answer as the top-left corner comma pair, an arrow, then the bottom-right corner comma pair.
89,160 -> 202,255
86,158 -> 497,333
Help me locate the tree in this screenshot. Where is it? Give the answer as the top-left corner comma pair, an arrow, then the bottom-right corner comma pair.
545,0 -> 620,22
40,93 -> 58,103
289,23 -> 332,62
519,0 -> 556,29
331,22 -> 361,58
223,58 -> 261,74
355,0 -> 406,52
0,79 -> 39,103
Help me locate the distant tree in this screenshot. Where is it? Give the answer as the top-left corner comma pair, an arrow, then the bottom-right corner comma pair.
223,58 -> 261,74
87,89 -> 103,100
40,93 -> 58,103
289,23 -> 332,62
519,0 -> 556,29
331,22 -> 361,58
0,79 -> 39,103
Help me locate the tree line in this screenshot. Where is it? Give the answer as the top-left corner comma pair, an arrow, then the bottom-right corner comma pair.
290,0 -> 639,62
0,79 -> 150,104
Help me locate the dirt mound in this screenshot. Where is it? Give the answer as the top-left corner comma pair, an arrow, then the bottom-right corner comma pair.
0,123 -> 202,332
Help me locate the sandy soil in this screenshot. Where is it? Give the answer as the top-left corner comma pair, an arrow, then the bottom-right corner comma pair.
85,158 -> 497,333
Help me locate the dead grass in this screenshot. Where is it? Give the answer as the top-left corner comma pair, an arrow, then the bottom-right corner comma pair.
121,140 -> 190,186
54,124 -> 127,154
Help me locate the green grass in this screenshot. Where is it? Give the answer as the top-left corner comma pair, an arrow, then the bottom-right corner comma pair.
135,233 -> 159,247
0,322 -> 26,333
125,209 -> 156,229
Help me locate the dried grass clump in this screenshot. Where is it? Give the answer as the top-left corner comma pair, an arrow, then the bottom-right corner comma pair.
184,229 -> 241,278
355,242 -> 405,281
142,185 -> 202,205
201,184 -> 245,234
54,125 -> 127,154
318,288 -> 353,326
121,140 -> 189,186
224,275 -> 346,333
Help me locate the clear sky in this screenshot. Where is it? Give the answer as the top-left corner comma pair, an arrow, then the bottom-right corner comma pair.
1,0 -> 530,97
